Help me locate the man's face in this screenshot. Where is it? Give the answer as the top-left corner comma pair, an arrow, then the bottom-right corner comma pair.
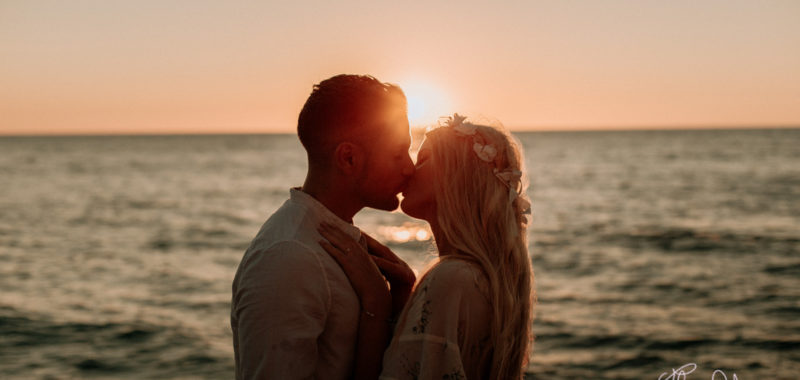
355,107 -> 415,211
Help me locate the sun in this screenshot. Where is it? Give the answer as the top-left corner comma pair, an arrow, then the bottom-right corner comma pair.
399,80 -> 451,127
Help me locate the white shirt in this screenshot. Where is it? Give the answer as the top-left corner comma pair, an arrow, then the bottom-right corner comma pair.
231,188 -> 364,379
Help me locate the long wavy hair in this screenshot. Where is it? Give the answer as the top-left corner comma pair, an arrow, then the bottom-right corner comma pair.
425,119 -> 535,379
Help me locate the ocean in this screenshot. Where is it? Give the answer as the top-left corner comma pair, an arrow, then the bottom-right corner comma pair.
1,129 -> 798,379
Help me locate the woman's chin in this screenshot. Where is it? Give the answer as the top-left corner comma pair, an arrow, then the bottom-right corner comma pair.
400,199 -> 430,222
399,199 -> 419,219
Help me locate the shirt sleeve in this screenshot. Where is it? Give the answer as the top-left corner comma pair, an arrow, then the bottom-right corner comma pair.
379,260 -> 490,380
232,240 -> 330,380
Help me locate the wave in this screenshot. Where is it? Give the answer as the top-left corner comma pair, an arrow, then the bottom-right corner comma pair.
534,329 -> 799,355
763,262 -> 800,277
0,309 -> 232,378
601,227 -> 800,255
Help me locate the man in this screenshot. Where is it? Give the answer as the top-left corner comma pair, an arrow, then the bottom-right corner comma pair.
231,74 -> 416,379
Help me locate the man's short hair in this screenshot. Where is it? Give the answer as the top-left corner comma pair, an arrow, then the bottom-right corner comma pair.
297,74 -> 406,161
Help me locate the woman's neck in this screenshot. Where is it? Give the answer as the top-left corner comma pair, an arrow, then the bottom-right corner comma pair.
429,220 -> 456,257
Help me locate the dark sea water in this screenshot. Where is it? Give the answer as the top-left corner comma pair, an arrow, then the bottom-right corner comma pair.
1,129 -> 798,379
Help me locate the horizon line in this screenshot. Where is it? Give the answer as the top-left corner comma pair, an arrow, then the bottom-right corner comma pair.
1,124 -> 798,138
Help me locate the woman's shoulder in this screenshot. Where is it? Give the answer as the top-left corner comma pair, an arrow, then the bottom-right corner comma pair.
428,258 -> 482,277
421,258 -> 488,297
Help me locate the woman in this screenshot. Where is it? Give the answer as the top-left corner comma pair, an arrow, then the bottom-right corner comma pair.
319,114 -> 535,379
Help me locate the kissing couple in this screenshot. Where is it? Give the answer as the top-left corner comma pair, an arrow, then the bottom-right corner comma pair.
231,74 -> 535,379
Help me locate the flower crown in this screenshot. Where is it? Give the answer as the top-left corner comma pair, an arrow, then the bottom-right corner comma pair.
440,113 -> 531,215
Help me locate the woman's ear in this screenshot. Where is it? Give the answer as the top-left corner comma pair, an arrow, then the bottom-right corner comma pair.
333,141 -> 366,175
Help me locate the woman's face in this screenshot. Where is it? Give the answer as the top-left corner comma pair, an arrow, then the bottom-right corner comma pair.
400,139 -> 436,222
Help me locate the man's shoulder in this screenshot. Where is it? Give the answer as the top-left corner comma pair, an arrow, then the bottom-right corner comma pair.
245,196 -> 324,250
235,199 -> 319,272
238,239 -> 319,276
232,239 -> 329,302
250,199 -> 307,244
232,195 -> 350,296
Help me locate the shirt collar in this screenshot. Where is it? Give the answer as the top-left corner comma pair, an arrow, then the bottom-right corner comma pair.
290,187 -> 363,243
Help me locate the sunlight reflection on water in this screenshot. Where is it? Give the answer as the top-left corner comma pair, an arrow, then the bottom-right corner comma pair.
378,223 -> 431,244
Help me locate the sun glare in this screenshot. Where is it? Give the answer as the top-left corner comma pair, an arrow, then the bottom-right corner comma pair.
377,223 -> 432,244
400,80 -> 451,127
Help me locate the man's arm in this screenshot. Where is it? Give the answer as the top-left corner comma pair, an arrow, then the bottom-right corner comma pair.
233,241 -> 329,379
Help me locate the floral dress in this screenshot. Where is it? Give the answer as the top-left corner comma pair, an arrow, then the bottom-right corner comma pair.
380,259 -> 492,380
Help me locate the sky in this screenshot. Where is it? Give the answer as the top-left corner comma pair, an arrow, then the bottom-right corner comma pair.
1,0 -> 799,135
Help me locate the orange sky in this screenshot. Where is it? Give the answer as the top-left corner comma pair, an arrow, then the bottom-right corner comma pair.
1,1 -> 799,135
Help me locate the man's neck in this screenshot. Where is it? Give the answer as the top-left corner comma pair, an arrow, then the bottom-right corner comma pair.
300,176 -> 362,224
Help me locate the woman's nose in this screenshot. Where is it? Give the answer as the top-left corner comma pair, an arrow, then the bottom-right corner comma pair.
402,155 -> 415,177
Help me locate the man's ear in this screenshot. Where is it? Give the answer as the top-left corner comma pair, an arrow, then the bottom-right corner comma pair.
333,142 -> 365,175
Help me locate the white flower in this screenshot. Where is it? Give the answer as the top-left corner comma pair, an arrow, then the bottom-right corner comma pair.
516,196 -> 532,215
473,143 -> 497,162
450,113 -> 477,136
494,169 -> 522,183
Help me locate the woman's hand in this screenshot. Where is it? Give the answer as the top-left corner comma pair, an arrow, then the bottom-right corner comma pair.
318,222 -> 391,318
363,233 -> 416,316
318,222 -> 393,379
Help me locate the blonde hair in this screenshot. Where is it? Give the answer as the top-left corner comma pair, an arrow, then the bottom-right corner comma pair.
425,120 -> 535,379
